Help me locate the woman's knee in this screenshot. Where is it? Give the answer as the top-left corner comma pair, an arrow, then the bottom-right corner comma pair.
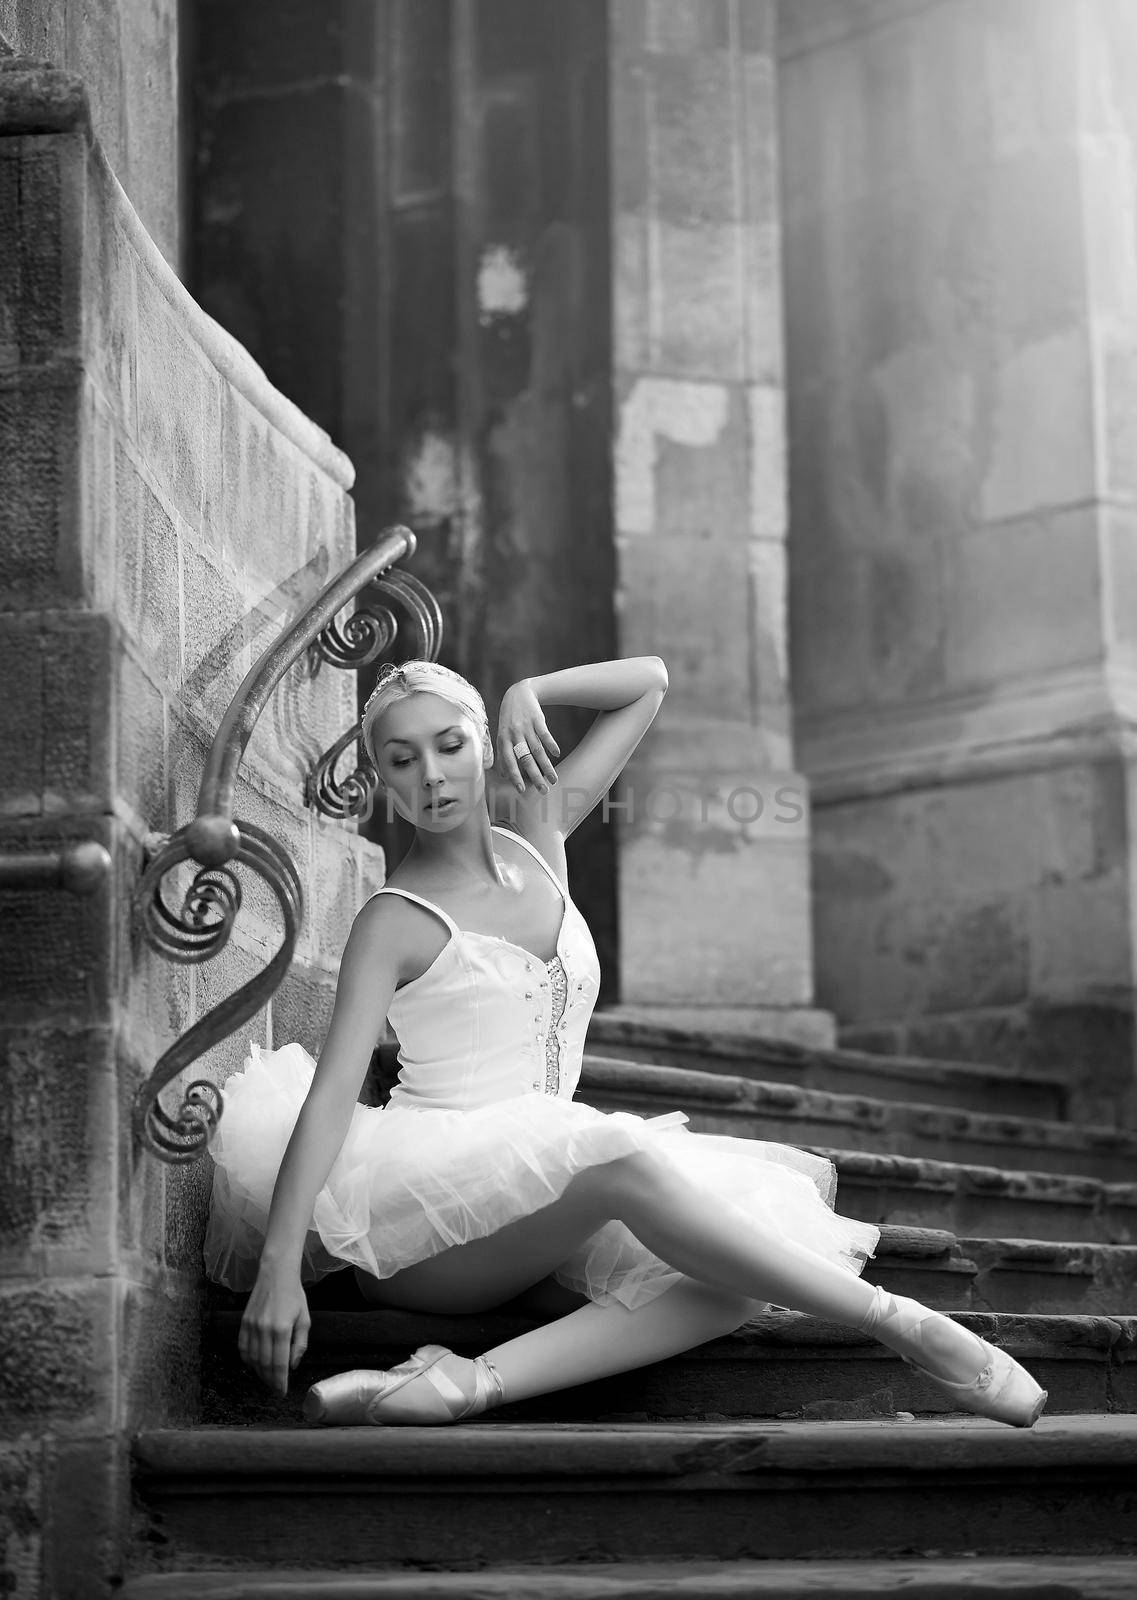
566,1148 -> 672,1214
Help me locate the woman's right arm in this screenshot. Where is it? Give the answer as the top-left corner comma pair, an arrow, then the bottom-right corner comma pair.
239,896 -> 403,1396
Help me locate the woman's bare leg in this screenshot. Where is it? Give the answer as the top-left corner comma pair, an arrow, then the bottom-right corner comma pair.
342,1148 -> 986,1417
482,1278 -> 765,1403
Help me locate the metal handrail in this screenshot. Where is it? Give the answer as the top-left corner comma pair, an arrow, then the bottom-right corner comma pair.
0,842 -> 112,895
132,525 -> 443,1162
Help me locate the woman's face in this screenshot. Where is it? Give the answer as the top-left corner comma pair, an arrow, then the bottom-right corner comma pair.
372,691 -> 487,828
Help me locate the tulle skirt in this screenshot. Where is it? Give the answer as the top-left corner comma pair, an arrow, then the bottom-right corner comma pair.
203,1041 -> 881,1311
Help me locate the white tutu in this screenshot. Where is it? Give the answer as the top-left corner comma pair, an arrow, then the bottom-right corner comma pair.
204,1040 -> 880,1311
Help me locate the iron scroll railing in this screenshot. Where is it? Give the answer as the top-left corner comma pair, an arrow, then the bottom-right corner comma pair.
132,525 -> 442,1163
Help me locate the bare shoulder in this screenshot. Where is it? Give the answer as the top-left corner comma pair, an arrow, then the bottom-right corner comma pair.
493,806 -> 570,889
350,889 -> 441,983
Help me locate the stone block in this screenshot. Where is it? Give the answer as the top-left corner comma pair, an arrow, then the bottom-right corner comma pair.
357,834 -> 388,904
816,888 -> 1030,1023
923,895 -> 1031,1013
115,648 -> 168,834
1079,141 -> 1137,320
0,817 -> 113,1027
869,326 -> 978,542
647,51 -> 738,224
619,830 -> 812,1005
299,459 -> 352,570
0,133 -> 76,366
213,380 -> 306,580
309,819 -> 360,965
787,547 -> 869,714
1099,332 -> 1137,504
645,0 -> 730,55
180,544 -> 255,728
135,279 -> 208,529
944,507 -> 1102,689
116,471 -> 182,686
41,609 -> 113,814
739,1 -> 776,58
114,1027 -> 169,1276
194,934 -> 274,1083
610,0 -> 648,55
979,328 -> 1095,523
987,145 -> 1086,342
617,534 -> 772,730
0,1278 -> 113,1433
41,1432 -> 129,1600
653,219 -> 744,376
614,214 -> 649,372
0,370 -> 82,607
120,1275 -> 203,1429
616,375 -> 749,538
864,538 -> 946,704
747,538 -> 790,719
271,963 -> 338,1059
833,765 -> 1110,904
164,1144 -> 217,1278
610,65 -> 649,216
0,1024 -> 116,1278
229,772 -> 312,951
982,0 -> 1080,157
80,379 -> 117,610
1102,507 -> 1137,667
0,615 -> 43,816
0,1437 -> 42,1600
742,222 -> 783,384
82,179 -> 138,425
1027,875 -> 1134,999
116,0 -> 180,266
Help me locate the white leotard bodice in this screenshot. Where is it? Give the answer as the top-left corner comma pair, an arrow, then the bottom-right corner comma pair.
372,826 -> 601,1112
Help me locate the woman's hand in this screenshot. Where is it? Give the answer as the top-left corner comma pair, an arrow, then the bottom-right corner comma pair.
497,679 -> 561,793
239,1263 -> 311,1396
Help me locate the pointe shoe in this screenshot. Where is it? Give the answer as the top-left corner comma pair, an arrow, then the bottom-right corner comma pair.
860,1285 -> 1047,1429
302,1344 -> 507,1427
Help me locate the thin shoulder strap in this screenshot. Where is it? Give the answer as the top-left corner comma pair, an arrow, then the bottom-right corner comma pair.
491,824 -> 566,896
370,885 -> 461,938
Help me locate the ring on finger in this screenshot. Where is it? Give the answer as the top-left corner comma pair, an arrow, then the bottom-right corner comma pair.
512,740 -> 531,759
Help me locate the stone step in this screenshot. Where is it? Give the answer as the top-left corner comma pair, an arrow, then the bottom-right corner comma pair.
580,1056 -> 1137,1182
586,1015 -> 1069,1122
819,1146 -> 1137,1243
867,1225 -> 1137,1314
201,1294 -> 1137,1428
129,1415 -> 1137,1569
120,1555 -> 1137,1598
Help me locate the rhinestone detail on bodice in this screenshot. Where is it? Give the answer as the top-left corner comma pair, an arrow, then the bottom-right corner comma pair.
544,955 -> 568,1095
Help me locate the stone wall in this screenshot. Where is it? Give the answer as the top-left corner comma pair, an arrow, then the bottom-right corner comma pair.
779,0 -> 1137,1121
0,60 -> 381,1598
0,0 -> 180,266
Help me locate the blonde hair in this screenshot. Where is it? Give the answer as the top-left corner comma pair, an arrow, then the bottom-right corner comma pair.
361,660 -> 490,765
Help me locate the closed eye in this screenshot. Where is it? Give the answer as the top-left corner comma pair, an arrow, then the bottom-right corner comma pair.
390,741 -> 465,769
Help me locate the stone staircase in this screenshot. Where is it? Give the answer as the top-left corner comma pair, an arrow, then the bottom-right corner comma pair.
124,1021 -> 1137,1597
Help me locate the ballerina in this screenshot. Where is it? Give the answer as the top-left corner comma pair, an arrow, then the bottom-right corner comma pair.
204,655 -> 1047,1429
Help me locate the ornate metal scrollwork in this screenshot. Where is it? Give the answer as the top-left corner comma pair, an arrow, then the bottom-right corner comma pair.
305,565 -> 445,819
133,820 -> 303,1162
132,525 -> 442,1164
303,724 -> 380,822
307,603 -> 397,672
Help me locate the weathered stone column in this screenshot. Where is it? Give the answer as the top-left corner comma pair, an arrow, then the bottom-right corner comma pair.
780,0 -> 1137,1123
609,2 -> 827,1041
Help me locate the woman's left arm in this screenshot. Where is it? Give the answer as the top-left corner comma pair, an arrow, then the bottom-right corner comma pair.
495,656 -> 668,838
